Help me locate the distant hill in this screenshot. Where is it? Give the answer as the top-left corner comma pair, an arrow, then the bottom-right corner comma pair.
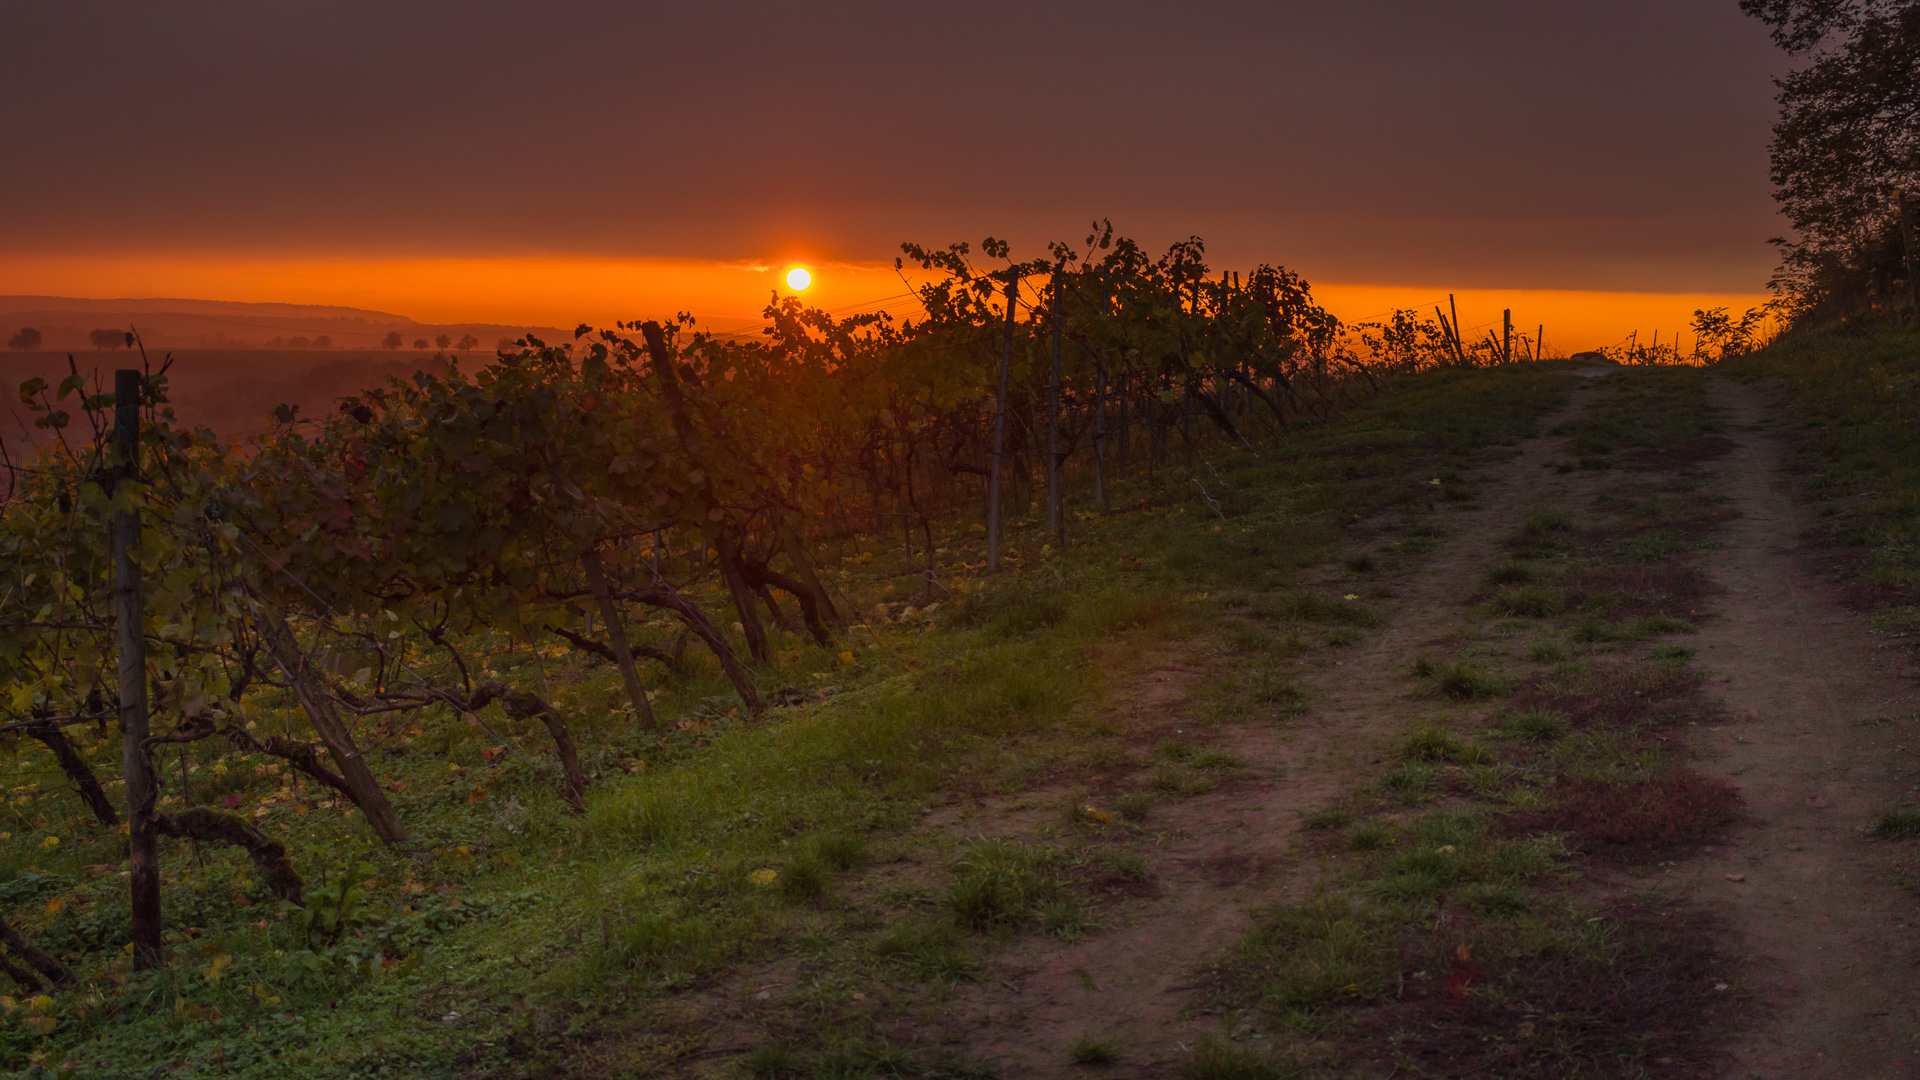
0,295 -> 566,352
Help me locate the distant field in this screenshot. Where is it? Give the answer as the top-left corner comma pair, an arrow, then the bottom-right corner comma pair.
0,348 -> 454,448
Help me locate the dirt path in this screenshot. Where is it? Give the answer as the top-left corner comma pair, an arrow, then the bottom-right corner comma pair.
1670,378 -> 1920,1079
947,380 -> 1616,1077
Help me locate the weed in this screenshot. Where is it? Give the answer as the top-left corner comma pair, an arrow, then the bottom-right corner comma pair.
1253,591 -> 1383,628
1488,584 -> 1565,617
1157,740 -> 1195,762
1524,510 -> 1575,534
1527,640 -> 1570,663
1323,626 -> 1362,647
1152,767 -> 1218,797
1497,708 -> 1569,742
1460,881 -> 1530,916
1651,643 -> 1696,662
1179,1037 -> 1300,1079
1039,899 -> 1094,940
1303,808 -> 1351,830
745,1042 -> 804,1077
804,833 -> 867,873
1191,749 -> 1246,771
1436,657 -> 1505,699
1347,822 -> 1394,850
1869,808 -> 1920,839
1398,724 -> 1490,764
1094,849 -> 1153,881
1343,552 -> 1377,574
1379,762 -> 1438,804
778,856 -> 829,902
1070,1034 -> 1123,1065
1486,560 -> 1539,585
1116,791 -> 1152,822
873,919 -> 979,982
1249,669 -> 1308,711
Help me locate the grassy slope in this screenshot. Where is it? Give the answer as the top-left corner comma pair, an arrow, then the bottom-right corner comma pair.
1722,323 -> 1920,642
0,364 -> 1570,1080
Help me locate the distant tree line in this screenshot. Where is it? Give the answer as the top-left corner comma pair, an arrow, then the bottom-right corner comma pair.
1744,0 -> 1920,326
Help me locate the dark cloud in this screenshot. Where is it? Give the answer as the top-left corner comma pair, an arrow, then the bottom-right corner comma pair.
3,1 -> 1785,290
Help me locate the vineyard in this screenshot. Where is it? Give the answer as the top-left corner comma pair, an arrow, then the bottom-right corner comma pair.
0,229 -> 1565,1077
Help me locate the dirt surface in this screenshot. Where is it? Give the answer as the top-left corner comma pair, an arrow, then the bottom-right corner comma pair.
935,382 -> 1619,1076
922,370 -> 1920,1078
1667,379 -> 1920,1079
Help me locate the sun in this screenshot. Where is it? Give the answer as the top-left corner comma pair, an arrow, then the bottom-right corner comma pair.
785,266 -> 812,291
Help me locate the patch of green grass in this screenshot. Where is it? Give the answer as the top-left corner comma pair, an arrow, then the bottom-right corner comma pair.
1252,591 -> 1383,628
1152,767 -> 1218,797
1487,584 -> 1565,617
1347,822 -> 1394,851
1302,807 -> 1350,830
1497,707 -> 1569,742
1116,791 -> 1152,822
873,919 -> 980,982
1524,510 -> 1575,534
1527,639 -> 1570,663
1398,724 -> 1491,764
1486,560 -> 1539,585
1179,1037 -> 1301,1079
1412,658 -> 1507,699
1322,626 -> 1362,647
1070,1034 -> 1123,1066
1249,669 -> 1308,712
1869,808 -> 1920,839
1379,762 -> 1438,804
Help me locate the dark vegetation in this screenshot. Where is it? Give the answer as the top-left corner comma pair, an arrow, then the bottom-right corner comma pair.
0,226 -> 1574,1077
1198,368 -> 1750,1078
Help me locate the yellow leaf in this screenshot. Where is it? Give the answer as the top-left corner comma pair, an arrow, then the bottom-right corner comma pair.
748,869 -> 778,886
22,1014 -> 55,1035
1079,805 -> 1114,824
38,835 -> 59,849
41,897 -> 62,917
835,651 -> 855,668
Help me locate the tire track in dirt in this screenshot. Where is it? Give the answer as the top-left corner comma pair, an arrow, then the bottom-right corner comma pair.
947,377 -> 1612,1077
1664,378 -> 1920,1079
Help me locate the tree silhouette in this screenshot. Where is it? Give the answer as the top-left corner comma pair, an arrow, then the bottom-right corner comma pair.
413,338 -> 430,351
455,334 -> 479,352
88,329 -> 124,351
382,331 -> 404,350
7,327 -> 41,351
433,334 -> 452,350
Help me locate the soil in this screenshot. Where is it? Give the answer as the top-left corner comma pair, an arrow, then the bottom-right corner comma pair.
914,371 -> 1920,1077
1664,379 -> 1920,1079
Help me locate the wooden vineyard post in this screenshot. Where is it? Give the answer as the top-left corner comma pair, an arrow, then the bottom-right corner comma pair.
112,370 -> 162,969
1048,272 -> 1063,547
1537,323 -> 1545,361
1899,189 -> 1920,318
1502,309 -> 1513,363
1093,360 -> 1109,512
1449,294 -> 1467,366
987,273 -> 1016,572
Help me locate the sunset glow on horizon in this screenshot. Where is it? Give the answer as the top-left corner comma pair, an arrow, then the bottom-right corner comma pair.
0,251 -> 1769,354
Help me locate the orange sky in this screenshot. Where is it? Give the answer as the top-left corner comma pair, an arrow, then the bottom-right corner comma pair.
0,253 -> 1772,354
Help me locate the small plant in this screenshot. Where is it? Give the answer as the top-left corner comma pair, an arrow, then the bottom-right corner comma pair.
1157,740 -> 1195,762
1179,1037 -> 1299,1080
1095,849 -> 1153,881
1343,552 -> 1377,574
1191,749 -> 1245,771
1347,822 -> 1393,850
1303,807 -> 1350,830
1379,762 -> 1438,804
1398,724 -> 1489,764
1527,640 -> 1570,663
1070,1034 -> 1123,1066
1250,669 -> 1308,711
1488,584 -> 1564,618
1869,808 -> 1920,839
778,856 -> 829,902
1461,881 -> 1530,916
873,920 -> 979,982
804,833 -> 867,873
1497,708 -> 1569,742
745,1042 -> 804,1077
1650,643 -> 1696,662
1116,791 -> 1152,822
1427,661 -> 1506,699
1523,510 -> 1575,534
1486,560 -> 1538,585
1152,767 -> 1218,797
1323,626 -> 1362,647
1039,899 -> 1093,941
